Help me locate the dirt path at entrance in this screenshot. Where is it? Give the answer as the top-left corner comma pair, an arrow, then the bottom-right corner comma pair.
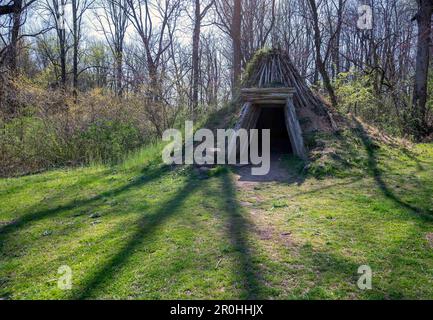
233,153 -> 301,189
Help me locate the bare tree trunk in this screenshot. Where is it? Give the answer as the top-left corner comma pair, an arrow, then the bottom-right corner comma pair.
332,0 -> 344,79
192,0 -> 201,119
8,0 -> 23,73
127,0 -> 181,103
59,34 -> 66,88
57,0 -> 67,89
232,0 -> 242,94
148,62 -> 159,101
412,0 -> 433,139
190,0 -> 214,117
116,44 -> 123,97
308,0 -> 338,107
97,0 -> 128,97
72,0 -> 78,100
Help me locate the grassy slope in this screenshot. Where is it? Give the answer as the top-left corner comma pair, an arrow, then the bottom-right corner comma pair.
0,133 -> 433,299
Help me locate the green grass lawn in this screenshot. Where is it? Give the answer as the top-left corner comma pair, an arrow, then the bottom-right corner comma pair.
1,136 -> 433,299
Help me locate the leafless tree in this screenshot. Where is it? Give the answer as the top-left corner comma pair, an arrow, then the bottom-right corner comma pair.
307,0 -> 338,107
95,0 -> 129,96
125,0 -> 181,101
1,0 -> 431,138
214,0 -> 242,93
125,0 -> 182,135
39,0 -> 69,88
190,0 -> 214,119
71,0 -> 94,98
0,0 -> 37,71
411,0 -> 433,139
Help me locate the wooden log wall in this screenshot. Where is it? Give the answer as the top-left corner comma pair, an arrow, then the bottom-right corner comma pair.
284,97 -> 307,159
232,95 -> 307,161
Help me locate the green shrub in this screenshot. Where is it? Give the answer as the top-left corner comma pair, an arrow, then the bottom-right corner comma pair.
77,119 -> 142,164
334,70 -> 406,137
0,78 -> 163,177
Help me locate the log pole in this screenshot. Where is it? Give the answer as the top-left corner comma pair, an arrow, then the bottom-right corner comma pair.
284,97 -> 307,160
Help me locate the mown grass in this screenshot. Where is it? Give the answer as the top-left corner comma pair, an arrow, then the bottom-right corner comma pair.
0,132 -> 432,299
239,141 -> 433,299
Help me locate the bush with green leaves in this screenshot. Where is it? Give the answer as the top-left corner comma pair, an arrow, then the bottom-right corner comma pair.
77,119 -> 142,164
334,70 -> 406,137
0,76 -> 167,177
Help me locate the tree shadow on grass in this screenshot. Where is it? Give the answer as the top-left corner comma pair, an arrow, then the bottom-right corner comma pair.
355,118 -> 433,220
295,244 -> 410,299
298,220 -> 433,299
71,171 -> 203,299
218,171 -> 374,299
0,170 -> 112,220
0,165 -> 172,242
296,244 -> 364,299
400,147 -> 425,172
219,172 -> 264,299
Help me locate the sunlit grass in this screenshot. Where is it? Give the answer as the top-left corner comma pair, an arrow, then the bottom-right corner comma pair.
0,134 -> 432,299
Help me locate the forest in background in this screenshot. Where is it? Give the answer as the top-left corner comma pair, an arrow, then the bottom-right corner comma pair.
0,0 -> 432,177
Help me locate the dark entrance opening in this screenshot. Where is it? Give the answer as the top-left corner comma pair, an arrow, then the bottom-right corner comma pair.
255,106 -> 293,154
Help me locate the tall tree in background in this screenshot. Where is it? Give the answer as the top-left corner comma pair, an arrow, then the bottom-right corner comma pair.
307,0 -> 338,107
231,0 -> 241,93
96,0 -> 129,97
125,0 -> 182,135
72,0 -> 94,98
43,0 -> 68,88
191,0 -> 214,119
411,0 -> 433,139
72,0 -> 78,95
241,0 -> 276,63
201,33 -> 223,107
126,0 -> 181,101
7,0 -> 22,72
0,0 -> 431,140
0,0 -> 36,72
327,0 -> 345,79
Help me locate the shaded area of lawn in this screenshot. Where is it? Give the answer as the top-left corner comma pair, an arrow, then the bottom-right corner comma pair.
0,136 -> 433,299
0,165 -> 171,240
0,160 -> 267,299
73,173 -> 204,299
354,118 -> 433,220
220,173 -> 263,299
72,170 -> 268,299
